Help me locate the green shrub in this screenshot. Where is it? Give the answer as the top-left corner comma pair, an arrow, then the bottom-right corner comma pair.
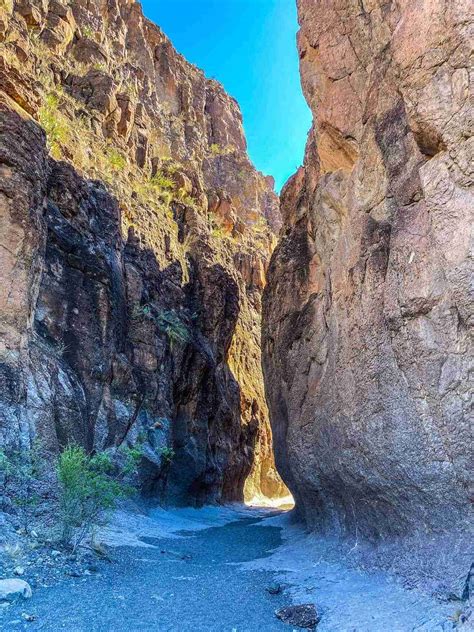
135,304 -> 190,349
0,448 -> 10,474
106,148 -> 126,171
38,93 -> 70,157
81,25 -> 95,38
118,445 -> 143,475
150,172 -> 174,190
57,445 -> 132,551
209,143 -> 234,156
159,446 -> 175,463
211,225 -> 229,240
176,187 -> 195,207
155,309 -> 190,348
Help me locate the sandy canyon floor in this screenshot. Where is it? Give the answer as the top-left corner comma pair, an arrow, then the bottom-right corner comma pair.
1,505 -> 461,631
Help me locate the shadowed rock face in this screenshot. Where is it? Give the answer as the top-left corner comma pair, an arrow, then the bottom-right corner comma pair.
0,0 -> 287,504
263,0 -> 473,537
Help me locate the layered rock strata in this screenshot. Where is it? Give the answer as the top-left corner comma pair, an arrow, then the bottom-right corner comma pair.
263,0 -> 473,537
0,0 -> 287,504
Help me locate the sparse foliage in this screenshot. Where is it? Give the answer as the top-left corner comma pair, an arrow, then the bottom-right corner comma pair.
150,171 -> 174,190
106,147 -> 126,171
38,93 -> 70,159
81,25 -> 95,39
155,309 -> 190,348
209,142 -> 234,156
132,304 -> 190,349
57,445 -> 136,551
176,186 -> 195,207
159,446 -> 175,463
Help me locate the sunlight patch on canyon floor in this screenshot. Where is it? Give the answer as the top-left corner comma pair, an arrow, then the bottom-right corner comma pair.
245,493 -> 295,511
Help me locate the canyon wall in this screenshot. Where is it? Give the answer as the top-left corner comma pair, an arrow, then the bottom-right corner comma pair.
263,0 -> 473,538
0,0 -> 286,504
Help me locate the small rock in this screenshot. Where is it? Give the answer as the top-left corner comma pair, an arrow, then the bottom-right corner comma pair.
91,541 -> 109,558
21,612 -> 36,622
160,549 -> 192,560
13,566 -> 25,576
0,579 -> 33,602
275,604 -> 319,629
266,582 -> 283,595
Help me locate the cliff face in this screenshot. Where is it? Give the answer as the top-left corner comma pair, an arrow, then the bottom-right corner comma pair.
0,0 -> 286,504
263,0 -> 473,537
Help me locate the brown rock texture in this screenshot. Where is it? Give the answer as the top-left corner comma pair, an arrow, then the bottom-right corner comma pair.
0,0 -> 286,504
263,0 -> 473,537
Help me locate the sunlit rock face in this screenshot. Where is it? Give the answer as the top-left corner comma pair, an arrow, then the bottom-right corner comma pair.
263,0 -> 473,537
0,0 -> 287,504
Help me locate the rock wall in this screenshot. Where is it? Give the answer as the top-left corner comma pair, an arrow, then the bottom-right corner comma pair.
263,0 -> 473,537
0,0 -> 287,504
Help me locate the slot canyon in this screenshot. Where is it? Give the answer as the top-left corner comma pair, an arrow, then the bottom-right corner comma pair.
0,0 -> 472,630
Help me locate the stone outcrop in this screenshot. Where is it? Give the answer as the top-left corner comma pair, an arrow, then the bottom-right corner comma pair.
263,0 -> 473,537
0,0 -> 287,504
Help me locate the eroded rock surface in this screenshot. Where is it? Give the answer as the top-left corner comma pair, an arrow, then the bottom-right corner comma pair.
0,0 -> 287,504
263,0 -> 473,537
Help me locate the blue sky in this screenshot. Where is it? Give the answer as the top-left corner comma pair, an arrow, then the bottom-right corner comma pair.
141,0 -> 311,192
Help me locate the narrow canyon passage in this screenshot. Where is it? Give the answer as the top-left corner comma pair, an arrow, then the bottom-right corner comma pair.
0,0 -> 472,630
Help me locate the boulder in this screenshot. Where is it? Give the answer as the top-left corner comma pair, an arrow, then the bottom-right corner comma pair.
0,579 -> 32,602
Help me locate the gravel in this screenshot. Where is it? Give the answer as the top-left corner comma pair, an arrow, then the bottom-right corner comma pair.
1,514 -> 291,631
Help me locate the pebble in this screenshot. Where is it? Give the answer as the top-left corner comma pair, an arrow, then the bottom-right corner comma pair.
21,612 -> 37,622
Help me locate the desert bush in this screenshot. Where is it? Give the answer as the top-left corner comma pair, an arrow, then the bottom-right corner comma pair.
159,446 -> 175,463
176,186 -> 195,207
211,224 -> 230,240
38,93 -> 70,158
81,24 -> 95,39
57,445 -> 137,551
155,309 -> 190,348
209,142 -> 234,156
118,444 -> 143,475
150,171 -> 174,190
134,304 -> 190,349
106,147 -> 126,171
